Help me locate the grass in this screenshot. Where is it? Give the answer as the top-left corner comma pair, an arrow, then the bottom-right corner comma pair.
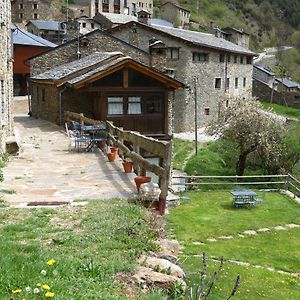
0,200 -> 158,299
167,191 -> 300,299
173,138 -> 195,171
261,102 -> 300,120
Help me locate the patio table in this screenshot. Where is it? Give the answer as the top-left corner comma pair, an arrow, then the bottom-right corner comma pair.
231,190 -> 257,207
80,124 -> 107,152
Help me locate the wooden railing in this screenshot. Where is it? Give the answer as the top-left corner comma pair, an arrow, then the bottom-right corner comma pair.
64,111 -> 172,214
172,174 -> 300,198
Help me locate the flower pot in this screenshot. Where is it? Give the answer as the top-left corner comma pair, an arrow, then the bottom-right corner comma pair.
122,161 -> 133,173
97,140 -> 107,149
110,147 -> 118,153
107,152 -> 116,162
134,176 -> 151,192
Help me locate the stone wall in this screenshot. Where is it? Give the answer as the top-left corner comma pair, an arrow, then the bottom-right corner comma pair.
30,30 -> 150,76
253,79 -> 300,109
112,25 -> 253,132
12,0 -> 66,24
0,0 -> 13,152
31,83 -> 100,125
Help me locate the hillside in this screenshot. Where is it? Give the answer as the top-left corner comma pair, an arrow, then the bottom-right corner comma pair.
154,0 -> 300,50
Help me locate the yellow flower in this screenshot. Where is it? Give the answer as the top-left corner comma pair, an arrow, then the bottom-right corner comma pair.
45,291 -> 55,298
36,283 -> 42,287
22,298 -> 27,300
42,284 -> 51,290
47,259 -> 56,266
12,289 -> 22,293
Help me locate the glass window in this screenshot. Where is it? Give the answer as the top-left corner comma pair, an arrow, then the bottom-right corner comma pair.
234,55 -> 237,63
220,54 -> 225,63
226,78 -> 230,89
193,52 -> 209,62
240,56 -> 244,64
108,97 -> 123,115
204,108 -> 210,115
243,77 -> 246,87
128,96 -> 141,114
146,96 -> 161,113
235,78 -> 239,89
215,78 -> 221,89
167,48 -> 179,60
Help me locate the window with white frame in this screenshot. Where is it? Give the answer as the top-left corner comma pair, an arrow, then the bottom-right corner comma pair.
128,96 -> 141,114
108,97 -> 123,115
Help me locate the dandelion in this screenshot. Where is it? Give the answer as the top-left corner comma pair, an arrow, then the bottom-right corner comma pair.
47,259 -> 56,266
12,289 -> 22,294
33,288 -> 40,294
25,286 -> 31,293
42,284 -> 51,290
45,291 -> 55,298
41,269 -> 47,275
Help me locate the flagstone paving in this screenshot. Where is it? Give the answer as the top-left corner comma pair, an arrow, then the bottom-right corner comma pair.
1,115 -> 137,206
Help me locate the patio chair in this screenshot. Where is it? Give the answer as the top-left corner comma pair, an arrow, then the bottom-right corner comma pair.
256,191 -> 267,204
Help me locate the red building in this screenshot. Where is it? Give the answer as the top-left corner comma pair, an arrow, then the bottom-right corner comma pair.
12,25 -> 57,95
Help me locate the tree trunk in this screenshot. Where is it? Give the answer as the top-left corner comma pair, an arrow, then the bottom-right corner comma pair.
236,153 -> 248,176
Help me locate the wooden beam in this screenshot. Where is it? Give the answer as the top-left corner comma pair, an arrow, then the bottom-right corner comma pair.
108,133 -> 165,177
123,68 -> 128,88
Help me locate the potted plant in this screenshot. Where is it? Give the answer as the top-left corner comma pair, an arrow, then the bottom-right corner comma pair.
134,176 -> 151,192
122,158 -> 133,173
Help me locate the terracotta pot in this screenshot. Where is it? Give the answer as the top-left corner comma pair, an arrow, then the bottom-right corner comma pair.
134,176 -> 151,192
107,152 -> 116,162
110,147 -> 118,153
97,140 -> 107,149
122,161 -> 133,173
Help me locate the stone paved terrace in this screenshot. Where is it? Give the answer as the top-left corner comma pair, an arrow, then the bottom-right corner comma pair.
1,112 -> 137,206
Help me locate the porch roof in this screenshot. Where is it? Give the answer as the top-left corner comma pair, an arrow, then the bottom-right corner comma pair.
30,51 -> 184,89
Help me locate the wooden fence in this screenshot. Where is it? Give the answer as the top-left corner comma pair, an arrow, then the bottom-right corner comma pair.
172,174 -> 300,198
64,111 -> 172,215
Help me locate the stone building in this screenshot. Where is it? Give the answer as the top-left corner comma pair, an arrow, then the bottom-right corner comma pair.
109,21 -> 255,132
26,20 -> 65,44
65,16 -> 101,40
160,2 -> 190,28
30,51 -> 183,137
222,27 -> 250,49
89,0 -> 153,17
11,0 -> 64,24
0,0 -> 13,151
252,66 -> 300,108
29,29 -> 150,77
253,65 -> 275,88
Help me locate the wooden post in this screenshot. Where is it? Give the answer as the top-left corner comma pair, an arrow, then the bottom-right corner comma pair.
158,140 -> 172,215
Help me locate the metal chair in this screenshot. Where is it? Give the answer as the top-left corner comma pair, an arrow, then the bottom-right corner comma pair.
256,191 -> 267,204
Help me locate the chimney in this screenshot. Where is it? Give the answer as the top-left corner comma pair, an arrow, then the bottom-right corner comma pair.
149,39 -> 167,72
137,10 -> 151,25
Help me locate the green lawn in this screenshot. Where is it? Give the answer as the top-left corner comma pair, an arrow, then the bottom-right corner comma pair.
173,138 -> 195,171
167,191 -> 300,299
0,200 -> 157,300
261,102 -> 300,120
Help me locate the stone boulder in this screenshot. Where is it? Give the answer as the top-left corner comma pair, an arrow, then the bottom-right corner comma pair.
155,238 -> 181,256
6,136 -> 19,155
133,266 -> 186,289
138,255 -> 185,278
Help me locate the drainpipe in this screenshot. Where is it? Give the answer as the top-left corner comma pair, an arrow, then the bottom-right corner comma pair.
58,87 -> 67,126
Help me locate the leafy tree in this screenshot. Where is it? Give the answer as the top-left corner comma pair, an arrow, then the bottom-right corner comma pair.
206,98 -> 286,176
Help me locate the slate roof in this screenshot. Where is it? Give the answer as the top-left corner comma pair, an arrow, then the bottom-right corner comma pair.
31,52 -> 122,81
31,51 -> 184,89
26,20 -> 64,32
275,78 -> 300,88
151,19 -> 174,28
161,2 -> 190,13
254,65 -> 275,76
12,25 -> 57,48
101,13 -> 137,24
151,24 -> 255,55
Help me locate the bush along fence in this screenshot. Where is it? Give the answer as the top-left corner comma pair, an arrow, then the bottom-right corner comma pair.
172,174 -> 300,197
64,111 -> 172,215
